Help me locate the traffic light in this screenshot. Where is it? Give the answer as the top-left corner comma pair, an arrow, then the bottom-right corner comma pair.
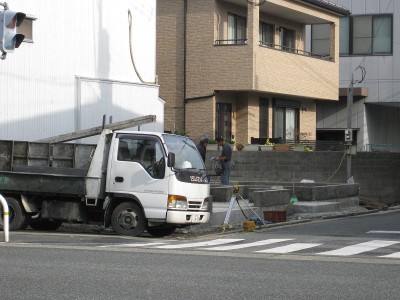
0,9 -> 26,54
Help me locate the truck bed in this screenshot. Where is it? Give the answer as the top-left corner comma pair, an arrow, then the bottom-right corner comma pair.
0,140 -> 95,196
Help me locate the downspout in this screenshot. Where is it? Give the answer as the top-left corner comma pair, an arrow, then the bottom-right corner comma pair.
183,0 -> 187,131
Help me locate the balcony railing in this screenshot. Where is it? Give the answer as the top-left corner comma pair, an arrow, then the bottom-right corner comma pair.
214,39 -> 332,61
250,137 -> 347,151
215,39 -> 248,45
259,41 -> 332,61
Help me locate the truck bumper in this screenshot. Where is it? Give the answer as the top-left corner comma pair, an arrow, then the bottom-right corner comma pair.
166,210 -> 210,224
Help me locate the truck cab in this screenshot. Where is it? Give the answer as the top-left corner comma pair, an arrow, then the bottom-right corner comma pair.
104,131 -> 211,236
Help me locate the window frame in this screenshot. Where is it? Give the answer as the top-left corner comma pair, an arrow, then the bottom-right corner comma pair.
227,12 -> 247,44
340,14 -> 393,56
259,98 -> 269,138
259,21 -> 274,47
280,27 -> 296,52
272,99 -> 300,143
311,23 -> 331,57
116,135 -> 166,179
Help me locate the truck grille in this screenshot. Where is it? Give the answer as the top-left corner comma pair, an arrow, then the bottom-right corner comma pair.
188,200 -> 203,209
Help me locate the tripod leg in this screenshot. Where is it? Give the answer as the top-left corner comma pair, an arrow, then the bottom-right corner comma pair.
222,195 -> 237,227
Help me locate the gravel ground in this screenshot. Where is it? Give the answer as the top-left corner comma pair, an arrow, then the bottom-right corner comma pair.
35,204 -> 400,238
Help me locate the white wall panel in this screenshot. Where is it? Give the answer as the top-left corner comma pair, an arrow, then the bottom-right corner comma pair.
0,0 -> 158,141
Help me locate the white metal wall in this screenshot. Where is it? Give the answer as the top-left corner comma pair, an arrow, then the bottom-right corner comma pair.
0,0 -> 160,141
77,76 -> 164,144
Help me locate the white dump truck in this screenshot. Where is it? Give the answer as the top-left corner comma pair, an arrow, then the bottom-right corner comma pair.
0,116 -> 210,237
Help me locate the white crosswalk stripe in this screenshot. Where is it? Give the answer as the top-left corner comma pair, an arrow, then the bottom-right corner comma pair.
98,242 -> 168,248
368,231 -> 400,234
379,252 -> 400,258
154,238 -> 244,249
317,240 -> 399,256
203,239 -> 293,251
255,243 -> 322,254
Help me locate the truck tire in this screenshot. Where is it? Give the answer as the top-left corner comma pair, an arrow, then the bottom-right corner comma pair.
29,218 -> 63,231
111,202 -> 146,236
0,196 -> 31,231
146,224 -> 176,237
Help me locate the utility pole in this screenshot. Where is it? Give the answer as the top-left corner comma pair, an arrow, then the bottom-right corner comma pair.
346,66 -> 366,181
346,77 -> 353,181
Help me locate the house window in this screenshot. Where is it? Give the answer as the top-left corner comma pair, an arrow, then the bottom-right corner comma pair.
280,27 -> 295,52
340,14 -> 392,56
259,22 -> 273,46
311,23 -> 330,57
273,100 -> 300,142
259,98 -> 269,138
340,17 -> 349,55
228,13 -> 246,44
216,103 -> 232,142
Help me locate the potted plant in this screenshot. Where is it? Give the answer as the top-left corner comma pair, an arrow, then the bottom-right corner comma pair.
259,139 -> 274,151
292,144 -> 305,151
273,144 -> 291,152
207,139 -> 218,151
244,144 -> 259,151
236,143 -> 244,151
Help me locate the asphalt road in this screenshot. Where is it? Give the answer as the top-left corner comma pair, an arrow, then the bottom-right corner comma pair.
1,210 -> 399,300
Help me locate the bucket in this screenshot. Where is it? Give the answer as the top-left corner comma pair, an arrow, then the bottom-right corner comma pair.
263,211 -> 287,223
243,220 -> 256,232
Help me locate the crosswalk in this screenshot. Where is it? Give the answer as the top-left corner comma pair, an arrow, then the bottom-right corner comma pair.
98,238 -> 400,258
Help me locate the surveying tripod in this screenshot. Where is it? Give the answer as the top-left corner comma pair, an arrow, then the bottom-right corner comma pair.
221,185 -> 265,232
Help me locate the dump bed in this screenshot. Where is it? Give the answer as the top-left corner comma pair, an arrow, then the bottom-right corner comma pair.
0,140 -> 96,196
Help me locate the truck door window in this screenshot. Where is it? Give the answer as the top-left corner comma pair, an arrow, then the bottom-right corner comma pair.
118,140 -> 132,161
117,137 -> 165,179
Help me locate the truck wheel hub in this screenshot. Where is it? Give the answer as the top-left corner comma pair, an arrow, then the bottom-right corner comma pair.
118,209 -> 138,229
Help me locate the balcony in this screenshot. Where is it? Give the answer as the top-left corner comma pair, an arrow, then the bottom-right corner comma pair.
209,38 -> 339,100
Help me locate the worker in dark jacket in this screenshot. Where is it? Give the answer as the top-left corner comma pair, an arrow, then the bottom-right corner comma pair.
215,137 -> 232,185
196,136 -> 209,162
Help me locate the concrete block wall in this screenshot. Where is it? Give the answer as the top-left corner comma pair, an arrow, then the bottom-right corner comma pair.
206,150 -> 400,205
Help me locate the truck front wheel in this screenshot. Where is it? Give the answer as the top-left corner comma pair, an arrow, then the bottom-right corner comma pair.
0,196 -> 31,230
111,202 -> 146,236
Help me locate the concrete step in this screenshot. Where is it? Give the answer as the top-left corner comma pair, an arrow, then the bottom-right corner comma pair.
291,201 -> 341,213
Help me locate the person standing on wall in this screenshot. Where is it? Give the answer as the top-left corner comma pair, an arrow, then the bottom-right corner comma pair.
196,136 -> 209,163
216,137 -> 232,185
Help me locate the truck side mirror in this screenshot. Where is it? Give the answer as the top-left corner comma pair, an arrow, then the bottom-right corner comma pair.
167,152 -> 175,168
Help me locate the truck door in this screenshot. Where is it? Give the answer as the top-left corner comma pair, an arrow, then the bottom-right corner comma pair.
108,134 -> 168,220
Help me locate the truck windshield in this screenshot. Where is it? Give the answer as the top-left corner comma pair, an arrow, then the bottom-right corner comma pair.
163,134 -> 205,171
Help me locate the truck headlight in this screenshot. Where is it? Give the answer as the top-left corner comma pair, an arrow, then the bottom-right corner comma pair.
168,195 -> 187,209
201,198 -> 209,210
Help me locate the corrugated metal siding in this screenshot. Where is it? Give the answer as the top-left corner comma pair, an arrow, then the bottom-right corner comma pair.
0,0 -> 158,141
78,77 -> 163,144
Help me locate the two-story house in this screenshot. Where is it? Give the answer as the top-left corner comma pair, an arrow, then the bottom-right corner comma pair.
157,0 -> 350,145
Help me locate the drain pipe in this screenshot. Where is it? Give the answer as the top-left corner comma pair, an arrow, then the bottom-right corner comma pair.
183,0 -> 187,130
0,194 -> 9,242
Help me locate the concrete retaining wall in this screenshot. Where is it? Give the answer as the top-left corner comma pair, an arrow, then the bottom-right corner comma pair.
206,151 -> 400,205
